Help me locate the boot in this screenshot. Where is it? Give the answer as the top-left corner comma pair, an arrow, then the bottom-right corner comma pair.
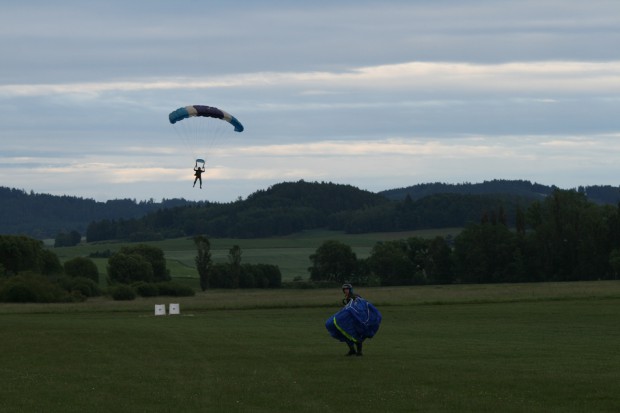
355,342 -> 363,356
346,343 -> 356,356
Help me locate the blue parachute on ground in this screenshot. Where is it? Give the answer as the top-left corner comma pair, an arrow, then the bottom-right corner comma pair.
325,298 -> 382,343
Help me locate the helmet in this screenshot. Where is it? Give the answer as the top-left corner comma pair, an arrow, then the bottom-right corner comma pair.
342,283 -> 353,290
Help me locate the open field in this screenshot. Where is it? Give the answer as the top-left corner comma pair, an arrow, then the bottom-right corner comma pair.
52,228 -> 462,281
1,282 -> 620,412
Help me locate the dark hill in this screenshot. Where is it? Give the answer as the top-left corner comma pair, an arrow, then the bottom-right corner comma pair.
380,179 -> 620,205
0,187 -> 195,238
2,180 -> 619,239
85,180 -> 389,240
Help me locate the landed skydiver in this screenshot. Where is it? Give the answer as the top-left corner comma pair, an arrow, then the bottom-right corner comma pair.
325,283 -> 382,357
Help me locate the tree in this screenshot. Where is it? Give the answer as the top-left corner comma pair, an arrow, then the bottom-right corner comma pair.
228,245 -> 242,288
54,230 -> 81,247
526,189 -> 610,281
118,244 -> 170,282
425,236 -> 454,284
86,219 -> 117,242
0,235 -> 62,276
453,222 -> 521,283
515,203 -> 526,235
367,240 -> 417,285
108,252 -> 154,284
309,240 -> 358,284
64,257 -> 99,283
194,235 -> 212,291
609,248 -> 620,279
38,249 -> 63,276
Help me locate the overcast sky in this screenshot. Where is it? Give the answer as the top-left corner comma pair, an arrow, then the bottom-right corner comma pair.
1,0 -> 619,202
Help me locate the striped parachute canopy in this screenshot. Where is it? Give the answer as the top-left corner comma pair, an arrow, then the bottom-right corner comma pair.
169,105 -> 244,132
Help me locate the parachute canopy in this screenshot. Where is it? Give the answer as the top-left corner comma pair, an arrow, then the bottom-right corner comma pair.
325,297 -> 382,343
169,105 -> 244,132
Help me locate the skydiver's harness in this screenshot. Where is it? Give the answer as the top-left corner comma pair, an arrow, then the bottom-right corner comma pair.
194,159 -> 206,176
342,291 -> 360,306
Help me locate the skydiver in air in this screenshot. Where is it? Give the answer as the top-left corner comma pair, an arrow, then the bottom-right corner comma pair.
193,162 -> 205,188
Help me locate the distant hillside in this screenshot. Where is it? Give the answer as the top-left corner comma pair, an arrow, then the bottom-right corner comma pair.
379,179 -> 620,205
2,179 -> 619,239
84,180 -> 543,240
0,187 -> 195,238
86,180 -> 389,240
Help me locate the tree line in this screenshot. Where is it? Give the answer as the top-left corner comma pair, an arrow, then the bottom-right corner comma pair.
0,235 -> 281,303
0,235 -> 100,302
194,236 -> 281,290
4,180 -> 620,240
85,181 -> 545,241
2,187 -> 619,302
309,189 -> 620,285
0,186 -> 193,238
379,179 -> 620,204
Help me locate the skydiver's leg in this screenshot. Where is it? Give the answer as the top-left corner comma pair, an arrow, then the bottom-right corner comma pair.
199,177 -> 202,189
345,340 -> 356,356
355,341 -> 363,356
193,177 -> 198,187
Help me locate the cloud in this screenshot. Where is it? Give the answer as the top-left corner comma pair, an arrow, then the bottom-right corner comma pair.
2,1 -> 619,203
2,60 -> 620,99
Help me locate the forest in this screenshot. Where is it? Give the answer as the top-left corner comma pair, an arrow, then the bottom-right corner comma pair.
307,189 -> 620,285
1,180 -> 619,243
2,186 -> 620,304
84,180 -> 620,242
0,186 -> 191,239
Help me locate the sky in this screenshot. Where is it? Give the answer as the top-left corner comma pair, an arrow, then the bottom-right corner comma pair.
1,0 -> 619,203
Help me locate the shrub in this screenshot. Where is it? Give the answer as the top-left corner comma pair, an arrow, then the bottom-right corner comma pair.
0,274 -> 69,303
210,264 -> 233,288
156,281 -> 195,297
110,284 -> 136,301
239,267 -> 256,288
58,275 -> 101,298
108,253 -> 153,284
118,244 -> 170,282
248,264 -> 282,288
40,249 -> 64,275
67,276 -> 101,297
64,257 -> 99,283
281,280 -> 317,289
2,283 -> 38,303
133,281 -> 159,297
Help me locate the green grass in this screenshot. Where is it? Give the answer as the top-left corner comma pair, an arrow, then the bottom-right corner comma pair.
53,228 -> 463,281
1,282 -> 620,412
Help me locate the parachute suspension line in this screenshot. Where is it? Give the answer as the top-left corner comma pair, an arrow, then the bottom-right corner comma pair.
201,120 -> 230,164
173,115 -> 233,163
170,121 -> 195,163
172,115 -> 215,163
168,105 -> 244,166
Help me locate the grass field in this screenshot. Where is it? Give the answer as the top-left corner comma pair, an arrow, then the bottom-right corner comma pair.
1,282 -> 620,412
